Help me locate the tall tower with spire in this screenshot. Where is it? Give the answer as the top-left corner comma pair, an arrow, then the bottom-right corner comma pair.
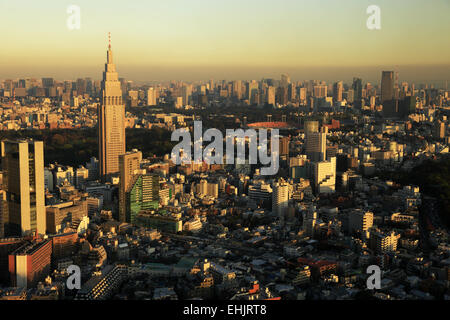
98,33 -> 126,181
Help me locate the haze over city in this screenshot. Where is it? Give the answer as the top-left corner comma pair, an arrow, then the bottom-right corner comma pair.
1,0 -> 449,83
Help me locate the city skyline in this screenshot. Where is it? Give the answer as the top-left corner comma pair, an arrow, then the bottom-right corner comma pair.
2,64 -> 449,88
1,1 -> 449,83
0,1 -> 450,305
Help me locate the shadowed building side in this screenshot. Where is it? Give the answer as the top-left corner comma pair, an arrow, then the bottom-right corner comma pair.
1,140 -> 46,237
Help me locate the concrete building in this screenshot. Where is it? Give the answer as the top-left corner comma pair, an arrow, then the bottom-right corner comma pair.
49,231 -> 78,262
272,181 -> 289,218
266,86 -> 275,105
44,168 -> 54,192
98,34 -> 126,181
75,265 -> 126,300
118,150 -> 142,222
312,157 -> 336,194
46,198 -> 88,234
313,85 -> 327,98
1,140 -> 46,237
9,239 -> 52,288
280,136 -> 290,158
306,126 -> 328,162
52,165 -> 74,187
0,190 -> 4,239
124,174 -> 159,224
333,81 -> 343,102
434,121 -> 446,139
381,71 -> 395,103
136,211 -> 182,233
207,182 -> 219,199
370,231 -> 401,254
349,210 -> 374,234
147,87 -> 157,106
75,166 -> 89,189
248,181 -> 273,203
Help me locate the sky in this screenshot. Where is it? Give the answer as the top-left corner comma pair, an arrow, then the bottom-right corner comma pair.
1,0 -> 449,84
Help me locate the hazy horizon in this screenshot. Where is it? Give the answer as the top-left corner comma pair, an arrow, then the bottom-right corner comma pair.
1,0 -> 449,85
1,64 -> 449,86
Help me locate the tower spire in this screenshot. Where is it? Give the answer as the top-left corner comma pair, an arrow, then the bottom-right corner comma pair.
106,32 -> 113,65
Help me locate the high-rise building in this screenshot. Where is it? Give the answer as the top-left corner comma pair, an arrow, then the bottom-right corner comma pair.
128,90 -> 138,107
384,95 -> 416,118
279,136 -> 290,158
304,121 -> 319,134
232,80 -> 243,100
41,78 -> 54,88
86,157 -> 99,181
174,96 -> 183,109
124,174 -> 159,224
195,180 -> 218,199
346,89 -> 354,103
312,157 -> 336,194
206,183 -> 219,199
147,87 -> 157,106
272,182 -> 289,218
98,34 -> 126,181
76,78 -> 87,96
306,126 -> 328,162
352,78 -> 363,103
198,179 -> 208,196
352,78 -> 362,99
399,95 -> 416,117
247,81 -> 258,101
276,87 -> 288,105
208,79 -> 215,91
313,85 -> 327,98
288,83 -> 296,102
266,86 -> 276,105
303,206 -> 318,237
298,87 -> 307,102
85,77 -> 93,95
333,81 -> 343,102
1,140 -> 46,237
118,150 -> 143,222
381,71 -> 395,102
0,190 -> 5,239
280,74 -> 291,87
181,84 -> 192,106
247,81 -> 259,105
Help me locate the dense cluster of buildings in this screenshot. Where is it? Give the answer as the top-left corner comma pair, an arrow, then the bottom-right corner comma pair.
1,67 -> 448,133
0,38 -> 449,300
